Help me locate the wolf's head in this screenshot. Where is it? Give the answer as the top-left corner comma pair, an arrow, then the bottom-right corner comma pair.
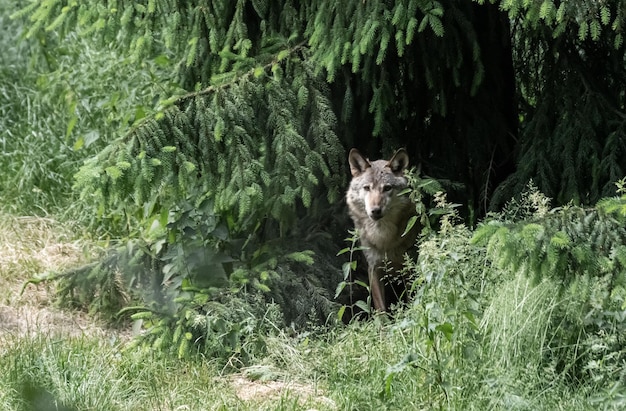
347,148 -> 410,221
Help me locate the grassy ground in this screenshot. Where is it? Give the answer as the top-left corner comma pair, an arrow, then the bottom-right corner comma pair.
0,214 -> 339,411
0,213 -> 613,410
0,214 -> 406,410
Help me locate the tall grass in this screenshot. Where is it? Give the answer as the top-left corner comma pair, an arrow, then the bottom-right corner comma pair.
0,307 -> 607,411
0,335 -> 228,410
0,2 -> 70,214
470,273 -> 590,410
0,0 -> 178,219
0,333 -> 346,411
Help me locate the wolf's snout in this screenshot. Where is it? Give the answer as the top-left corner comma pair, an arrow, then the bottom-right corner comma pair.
369,207 -> 383,220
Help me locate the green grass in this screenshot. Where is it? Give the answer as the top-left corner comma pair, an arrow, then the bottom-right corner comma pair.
0,335 -> 237,410
0,332 -> 335,410
0,212 -> 621,410
0,319 -> 610,411
0,1 -> 74,215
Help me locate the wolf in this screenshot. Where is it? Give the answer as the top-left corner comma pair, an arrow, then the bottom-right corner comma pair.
346,148 -> 418,312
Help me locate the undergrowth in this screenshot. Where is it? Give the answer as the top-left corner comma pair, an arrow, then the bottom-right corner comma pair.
472,183 -> 626,409
318,185 -> 626,409
4,186 -> 626,409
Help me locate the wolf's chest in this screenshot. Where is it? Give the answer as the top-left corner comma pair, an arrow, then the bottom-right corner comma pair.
360,219 -> 404,252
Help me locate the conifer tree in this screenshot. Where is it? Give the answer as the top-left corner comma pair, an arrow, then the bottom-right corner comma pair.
16,0 -> 626,215
492,0 -> 626,207
13,0 -> 626,335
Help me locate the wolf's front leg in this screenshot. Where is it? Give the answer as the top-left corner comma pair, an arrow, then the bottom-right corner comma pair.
369,267 -> 386,312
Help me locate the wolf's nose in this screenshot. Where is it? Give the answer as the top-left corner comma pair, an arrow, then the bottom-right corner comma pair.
370,207 -> 383,220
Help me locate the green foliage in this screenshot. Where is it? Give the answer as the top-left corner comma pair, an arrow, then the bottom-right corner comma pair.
126,295 -> 283,363
14,0 -> 626,221
11,0 -> 350,363
383,192 -> 485,408
64,55 -> 345,351
372,184 -> 626,408
596,178 -> 626,217
336,229 -> 371,320
308,1 -> 447,78
474,184 -> 626,393
0,0 -> 179,216
308,1 -> 483,135
13,0 -> 316,88
74,55 -> 344,236
496,0 -> 625,47
492,0 -> 626,206
38,190 -> 340,363
11,0 -> 348,221
475,184 -> 626,288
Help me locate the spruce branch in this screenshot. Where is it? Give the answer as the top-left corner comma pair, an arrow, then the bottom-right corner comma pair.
175,41 -> 308,105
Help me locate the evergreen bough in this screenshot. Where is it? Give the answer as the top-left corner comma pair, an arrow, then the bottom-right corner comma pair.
16,0 -> 349,357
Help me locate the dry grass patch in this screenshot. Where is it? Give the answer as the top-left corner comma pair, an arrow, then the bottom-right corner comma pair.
230,374 -> 336,410
0,215 -> 83,277
0,213 -> 114,339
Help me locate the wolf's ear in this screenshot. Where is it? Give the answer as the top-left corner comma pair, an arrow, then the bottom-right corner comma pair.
348,149 -> 370,176
388,149 -> 409,174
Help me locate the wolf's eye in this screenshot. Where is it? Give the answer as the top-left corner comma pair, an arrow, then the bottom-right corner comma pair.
363,185 -> 371,191
383,185 -> 393,192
